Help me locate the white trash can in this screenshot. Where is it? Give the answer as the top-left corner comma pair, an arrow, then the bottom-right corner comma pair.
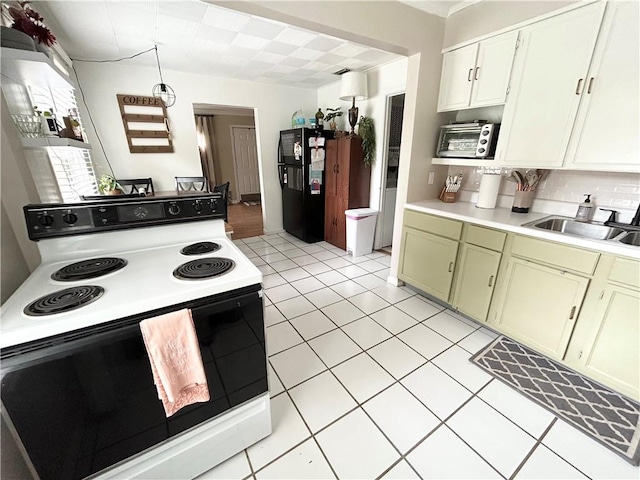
345,208 -> 378,258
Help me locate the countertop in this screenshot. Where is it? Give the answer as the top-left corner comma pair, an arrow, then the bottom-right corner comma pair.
405,200 -> 640,260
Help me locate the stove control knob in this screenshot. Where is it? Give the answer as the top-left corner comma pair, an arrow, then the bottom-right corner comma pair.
209,199 -> 218,211
168,204 -> 181,216
63,213 -> 78,224
193,200 -> 203,212
39,214 -> 54,227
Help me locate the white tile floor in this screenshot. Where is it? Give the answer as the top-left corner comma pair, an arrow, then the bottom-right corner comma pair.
198,232 -> 640,480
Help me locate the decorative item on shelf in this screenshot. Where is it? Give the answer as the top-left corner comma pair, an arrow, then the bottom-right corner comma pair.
291,108 -> 305,128
60,108 -> 84,141
439,174 -> 463,203
324,107 -> 343,131
97,174 -> 122,195
4,1 -> 56,51
36,108 -> 59,137
11,114 -> 42,137
314,108 -> 324,130
508,169 -> 546,213
339,71 -> 368,135
152,44 -> 175,107
357,116 -> 375,167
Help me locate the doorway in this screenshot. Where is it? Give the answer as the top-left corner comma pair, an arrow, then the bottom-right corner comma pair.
377,93 -> 405,251
193,104 -> 263,239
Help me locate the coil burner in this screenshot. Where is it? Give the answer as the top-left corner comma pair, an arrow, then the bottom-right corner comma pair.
51,257 -> 127,281
173,258 -> 235,280
180,242 -> 221,256
24,286 -> 105,316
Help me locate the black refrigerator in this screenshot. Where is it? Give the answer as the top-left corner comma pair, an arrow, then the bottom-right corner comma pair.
278,127 -> 333,243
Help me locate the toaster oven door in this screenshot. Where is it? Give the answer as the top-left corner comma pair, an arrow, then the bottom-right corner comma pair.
437,127 -> 481,158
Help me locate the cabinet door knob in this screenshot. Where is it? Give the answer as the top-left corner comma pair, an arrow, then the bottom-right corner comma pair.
474,67 -> 480,81
467,68 -> 473,82
587,77 -> 595,94
488,275 -> 494,287
575,78 -> 584,95
569,305 -> 577,320
448,261 -> 454,273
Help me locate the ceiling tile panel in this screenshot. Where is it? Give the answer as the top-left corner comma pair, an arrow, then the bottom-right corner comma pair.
232,33 -> 271,50
269,64 -> 297,74
253,51 -> 287,64
202,5 -> 250,31
273,27 -> 317,47
289,47 -> 324,61
263,41 -> 298,56
157,1 -> 208,22
280,56 -> 310,68
305,36 -> 345,53
195,25 -> 238,44
241,17 -> 287,40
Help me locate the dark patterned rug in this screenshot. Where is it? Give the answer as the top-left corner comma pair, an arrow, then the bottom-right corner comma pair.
471,336 -> 640,466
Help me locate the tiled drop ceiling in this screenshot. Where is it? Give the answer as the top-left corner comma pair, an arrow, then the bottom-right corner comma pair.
38,0 -> 404,88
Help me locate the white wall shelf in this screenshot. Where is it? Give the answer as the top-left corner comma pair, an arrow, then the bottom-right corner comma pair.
21,137 -> 92,149
1,47 -> 72,89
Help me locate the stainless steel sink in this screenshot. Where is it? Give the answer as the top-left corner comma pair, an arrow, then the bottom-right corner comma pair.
524,216 -> 626,241
619,231 -> 640,246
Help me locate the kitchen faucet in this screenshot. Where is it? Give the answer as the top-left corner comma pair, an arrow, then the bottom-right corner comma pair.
601,203 -> 640,229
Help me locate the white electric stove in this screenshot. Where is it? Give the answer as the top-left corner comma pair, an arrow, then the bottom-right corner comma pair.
0,194 -> 271,480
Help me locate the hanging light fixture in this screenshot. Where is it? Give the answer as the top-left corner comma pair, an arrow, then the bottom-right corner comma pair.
152,44 -> 176,107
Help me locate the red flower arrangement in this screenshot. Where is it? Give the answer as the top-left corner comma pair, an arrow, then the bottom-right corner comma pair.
7,1 -> 56,47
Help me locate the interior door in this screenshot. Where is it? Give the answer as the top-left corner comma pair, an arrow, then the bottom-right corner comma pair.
232,127 -> 259,197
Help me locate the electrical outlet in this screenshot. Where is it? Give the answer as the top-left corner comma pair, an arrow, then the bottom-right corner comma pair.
428,172 -> 435,184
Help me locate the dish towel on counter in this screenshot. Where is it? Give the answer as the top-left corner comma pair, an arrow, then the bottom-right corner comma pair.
140,309 -> 210,417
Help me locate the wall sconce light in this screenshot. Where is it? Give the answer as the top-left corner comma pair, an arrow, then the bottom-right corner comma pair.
339,71 -> 368,135
152,44 -> 176,107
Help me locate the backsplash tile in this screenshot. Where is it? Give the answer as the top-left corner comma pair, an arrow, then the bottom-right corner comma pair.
447,167 -> 640,222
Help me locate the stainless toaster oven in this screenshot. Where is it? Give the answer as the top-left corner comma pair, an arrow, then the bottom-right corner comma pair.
437,122 -> 500,158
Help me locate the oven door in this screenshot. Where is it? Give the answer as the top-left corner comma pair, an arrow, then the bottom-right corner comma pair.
0,285 -> 266,480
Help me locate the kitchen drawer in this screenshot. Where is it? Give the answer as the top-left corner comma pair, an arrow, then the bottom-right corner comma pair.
403,210 -> 462,240
609,256 -> 640,289
511,235 -> 599,275
464,224 -> 506,251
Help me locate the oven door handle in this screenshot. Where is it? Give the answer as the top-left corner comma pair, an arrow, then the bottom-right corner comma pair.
0,322 -> 143,375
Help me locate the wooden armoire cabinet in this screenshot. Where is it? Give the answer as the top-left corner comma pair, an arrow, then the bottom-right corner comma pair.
324,137 -> 371,249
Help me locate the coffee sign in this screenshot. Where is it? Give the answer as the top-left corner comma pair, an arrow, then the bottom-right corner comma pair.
121,95 -> 165,107
116,94 -> 173,154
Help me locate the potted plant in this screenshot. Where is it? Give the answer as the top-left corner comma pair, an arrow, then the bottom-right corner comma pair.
98,174 -> 122,195
324,107 -> 343,131
4,2 -> 56,54
357,116 -> 376,167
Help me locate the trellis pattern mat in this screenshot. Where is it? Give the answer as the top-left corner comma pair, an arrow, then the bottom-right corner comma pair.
471,336 -> 640,466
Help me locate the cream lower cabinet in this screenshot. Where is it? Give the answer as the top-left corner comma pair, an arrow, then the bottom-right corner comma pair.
398,228 -> 459,302
451,224 -> 505,322
491,258 -> 589,360
565,256 -> 640,400
398,211 -> 462,302
452,244 -> 501,322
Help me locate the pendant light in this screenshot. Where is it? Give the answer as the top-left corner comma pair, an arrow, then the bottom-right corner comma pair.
152,44 -> 176,107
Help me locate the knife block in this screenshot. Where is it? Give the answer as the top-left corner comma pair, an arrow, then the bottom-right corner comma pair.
439,187 -> 457,203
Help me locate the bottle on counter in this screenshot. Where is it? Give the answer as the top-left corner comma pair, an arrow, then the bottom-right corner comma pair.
575,194 -> 594,222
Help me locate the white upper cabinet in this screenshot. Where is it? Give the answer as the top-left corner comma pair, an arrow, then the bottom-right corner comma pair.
564,1 -> 640,172
495,2 -> 606,167
437,31 -> 518,112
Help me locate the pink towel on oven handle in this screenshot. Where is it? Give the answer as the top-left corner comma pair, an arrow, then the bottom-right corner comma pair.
140,309 -> 210,417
